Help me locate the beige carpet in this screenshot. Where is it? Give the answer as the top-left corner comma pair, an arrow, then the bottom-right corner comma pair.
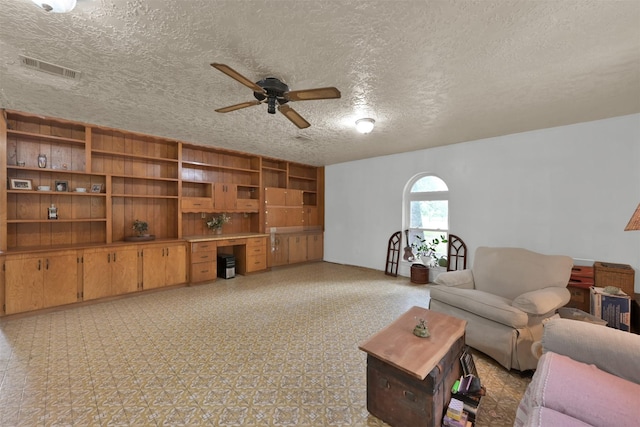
0,262 -> 529,426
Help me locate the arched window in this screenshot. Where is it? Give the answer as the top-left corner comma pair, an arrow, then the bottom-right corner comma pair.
404,174 -> 449,261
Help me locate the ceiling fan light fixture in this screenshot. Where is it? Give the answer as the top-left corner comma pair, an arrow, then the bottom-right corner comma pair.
356,118 -> 375,134
31,0 -> 76,13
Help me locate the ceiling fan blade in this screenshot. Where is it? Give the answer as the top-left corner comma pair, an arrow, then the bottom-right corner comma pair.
278,105 -> 311,129
215,100 -> 262,113
211,63 -> 265,94
285,87 -> 341,102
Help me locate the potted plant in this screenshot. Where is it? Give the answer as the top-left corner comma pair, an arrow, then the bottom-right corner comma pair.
125,219 -> 155,241
205,213 -> 231,234
132,219 -> 149,236
411,234 -> 448,267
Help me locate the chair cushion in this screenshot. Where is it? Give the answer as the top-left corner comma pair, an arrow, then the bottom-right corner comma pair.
429,285 -> 528,328
472,247 -> 573,300
512,287 -> 570,315
432,269 -> 474,288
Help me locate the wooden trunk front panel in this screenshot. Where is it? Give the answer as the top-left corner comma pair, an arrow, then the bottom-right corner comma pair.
366,334 -> 464,427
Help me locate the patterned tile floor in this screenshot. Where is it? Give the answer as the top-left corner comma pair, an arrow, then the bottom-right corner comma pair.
0,262 -> 529,426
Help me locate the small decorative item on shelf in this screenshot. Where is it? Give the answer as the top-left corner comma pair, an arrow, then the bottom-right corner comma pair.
38,154 -> 47,168
413,317 -> 430,338
125,219 -> 155,241
47,204 -> 58,220
206,213 -> 231,234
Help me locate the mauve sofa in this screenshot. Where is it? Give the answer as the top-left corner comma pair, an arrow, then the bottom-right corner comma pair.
429,247 -> 573,371
515,318 -> 640,426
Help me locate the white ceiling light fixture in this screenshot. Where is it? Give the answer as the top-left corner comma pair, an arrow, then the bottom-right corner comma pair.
355,118 -> 375,134
31,0 -> 77,13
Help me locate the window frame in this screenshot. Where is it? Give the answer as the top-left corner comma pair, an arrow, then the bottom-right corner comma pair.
403,174 -> 450,261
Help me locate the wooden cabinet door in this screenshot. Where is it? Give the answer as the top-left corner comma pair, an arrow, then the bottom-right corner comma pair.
265,207 -> 289,228
142,246 -> 166,290
271,234 -> 289,267
5,256 -> 44,314
165,244 -> 186,286
214,183 -> 237,210
43,253 -> 78,308
286,208 -> 305,227
83,250 -> 112,301
307,233 -> 324,261
265,187 -> 287,205
111,248 -> 139,295
303,207 -> 319,226
288,234 -> 308,264
286,189 -> 303,206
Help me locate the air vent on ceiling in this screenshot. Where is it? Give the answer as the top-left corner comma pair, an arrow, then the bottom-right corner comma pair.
19,55 -> 81,80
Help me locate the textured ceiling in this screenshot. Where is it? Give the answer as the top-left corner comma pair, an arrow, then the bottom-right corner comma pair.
1,0 -> 639,166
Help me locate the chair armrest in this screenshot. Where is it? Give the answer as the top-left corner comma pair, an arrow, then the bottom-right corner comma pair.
433,269 -> 474,289
542,318 -> 640,384
512,287 -> 570,315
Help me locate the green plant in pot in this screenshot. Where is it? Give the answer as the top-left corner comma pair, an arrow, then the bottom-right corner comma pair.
132,219 -> 149,236
411,234 -> 448,267
206,213 -> 231,234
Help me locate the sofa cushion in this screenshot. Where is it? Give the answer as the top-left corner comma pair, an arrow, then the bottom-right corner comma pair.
542,318 -> 640,384
429,285 -> 528,328
520,407 -> 593,427
526,352 -> 640,427
472,247 -> 573,300
512,287 -> 570,315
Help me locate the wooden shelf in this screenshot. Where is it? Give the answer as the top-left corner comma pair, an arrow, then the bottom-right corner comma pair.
92,149 -> 179,164
7,218 -> 107,223
110,174 -> 178,182
8,190 -> 107,197
7,129 -> 85,146
262,166 -> 287,172
182,160 -> 259,173
289,174 -> 316,181
111,194 -> 179,199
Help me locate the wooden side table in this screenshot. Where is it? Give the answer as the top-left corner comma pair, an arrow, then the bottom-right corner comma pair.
359,306 -> 467,427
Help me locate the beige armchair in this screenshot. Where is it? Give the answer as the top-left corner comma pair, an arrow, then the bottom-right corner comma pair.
428,247 -> 573,371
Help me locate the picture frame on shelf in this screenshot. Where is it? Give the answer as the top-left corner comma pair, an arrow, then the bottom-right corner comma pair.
9,178 -> 33,190
90,184 -> 103,193
55,180 -> 68,192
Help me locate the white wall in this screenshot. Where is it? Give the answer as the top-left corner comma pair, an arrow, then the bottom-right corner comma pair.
325,114 -> 640,292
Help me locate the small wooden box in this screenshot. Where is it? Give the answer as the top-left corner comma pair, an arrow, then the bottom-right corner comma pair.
566,264 -> 595,312
366,336 -> 464,427
594,262 -> 635,297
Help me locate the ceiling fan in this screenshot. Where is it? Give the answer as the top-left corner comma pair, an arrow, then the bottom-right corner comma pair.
211,63 -> 341,129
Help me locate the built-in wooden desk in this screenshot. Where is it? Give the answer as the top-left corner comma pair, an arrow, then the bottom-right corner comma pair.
184,233 -> 269,283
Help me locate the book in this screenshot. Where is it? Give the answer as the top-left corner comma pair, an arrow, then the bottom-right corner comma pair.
460,346 -> 478,377
591,287 -> 630,331
446,398 -> 464,421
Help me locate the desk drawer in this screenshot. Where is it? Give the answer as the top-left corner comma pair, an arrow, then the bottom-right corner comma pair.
246,254 -> 266,272
192,242 -> 216,253
216,238 -> 245,247
191,261 -> 216,283
247,243 -> 266,255
191,251 -> 216,262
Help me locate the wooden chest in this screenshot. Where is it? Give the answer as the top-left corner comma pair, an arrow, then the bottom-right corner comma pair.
359,307 -> 467,427
366,335 -> 464,427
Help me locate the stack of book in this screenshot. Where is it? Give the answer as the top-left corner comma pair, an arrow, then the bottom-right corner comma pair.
445,346 -> 485,425
590,286 -> 631,331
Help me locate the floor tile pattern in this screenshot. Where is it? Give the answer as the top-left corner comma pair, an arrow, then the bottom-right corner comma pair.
0,262 -> 528,426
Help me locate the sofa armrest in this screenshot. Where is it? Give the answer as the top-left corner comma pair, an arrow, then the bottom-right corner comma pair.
542,318 -> 640,384
433,269 -> 474,289
512,287 -> 570,315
